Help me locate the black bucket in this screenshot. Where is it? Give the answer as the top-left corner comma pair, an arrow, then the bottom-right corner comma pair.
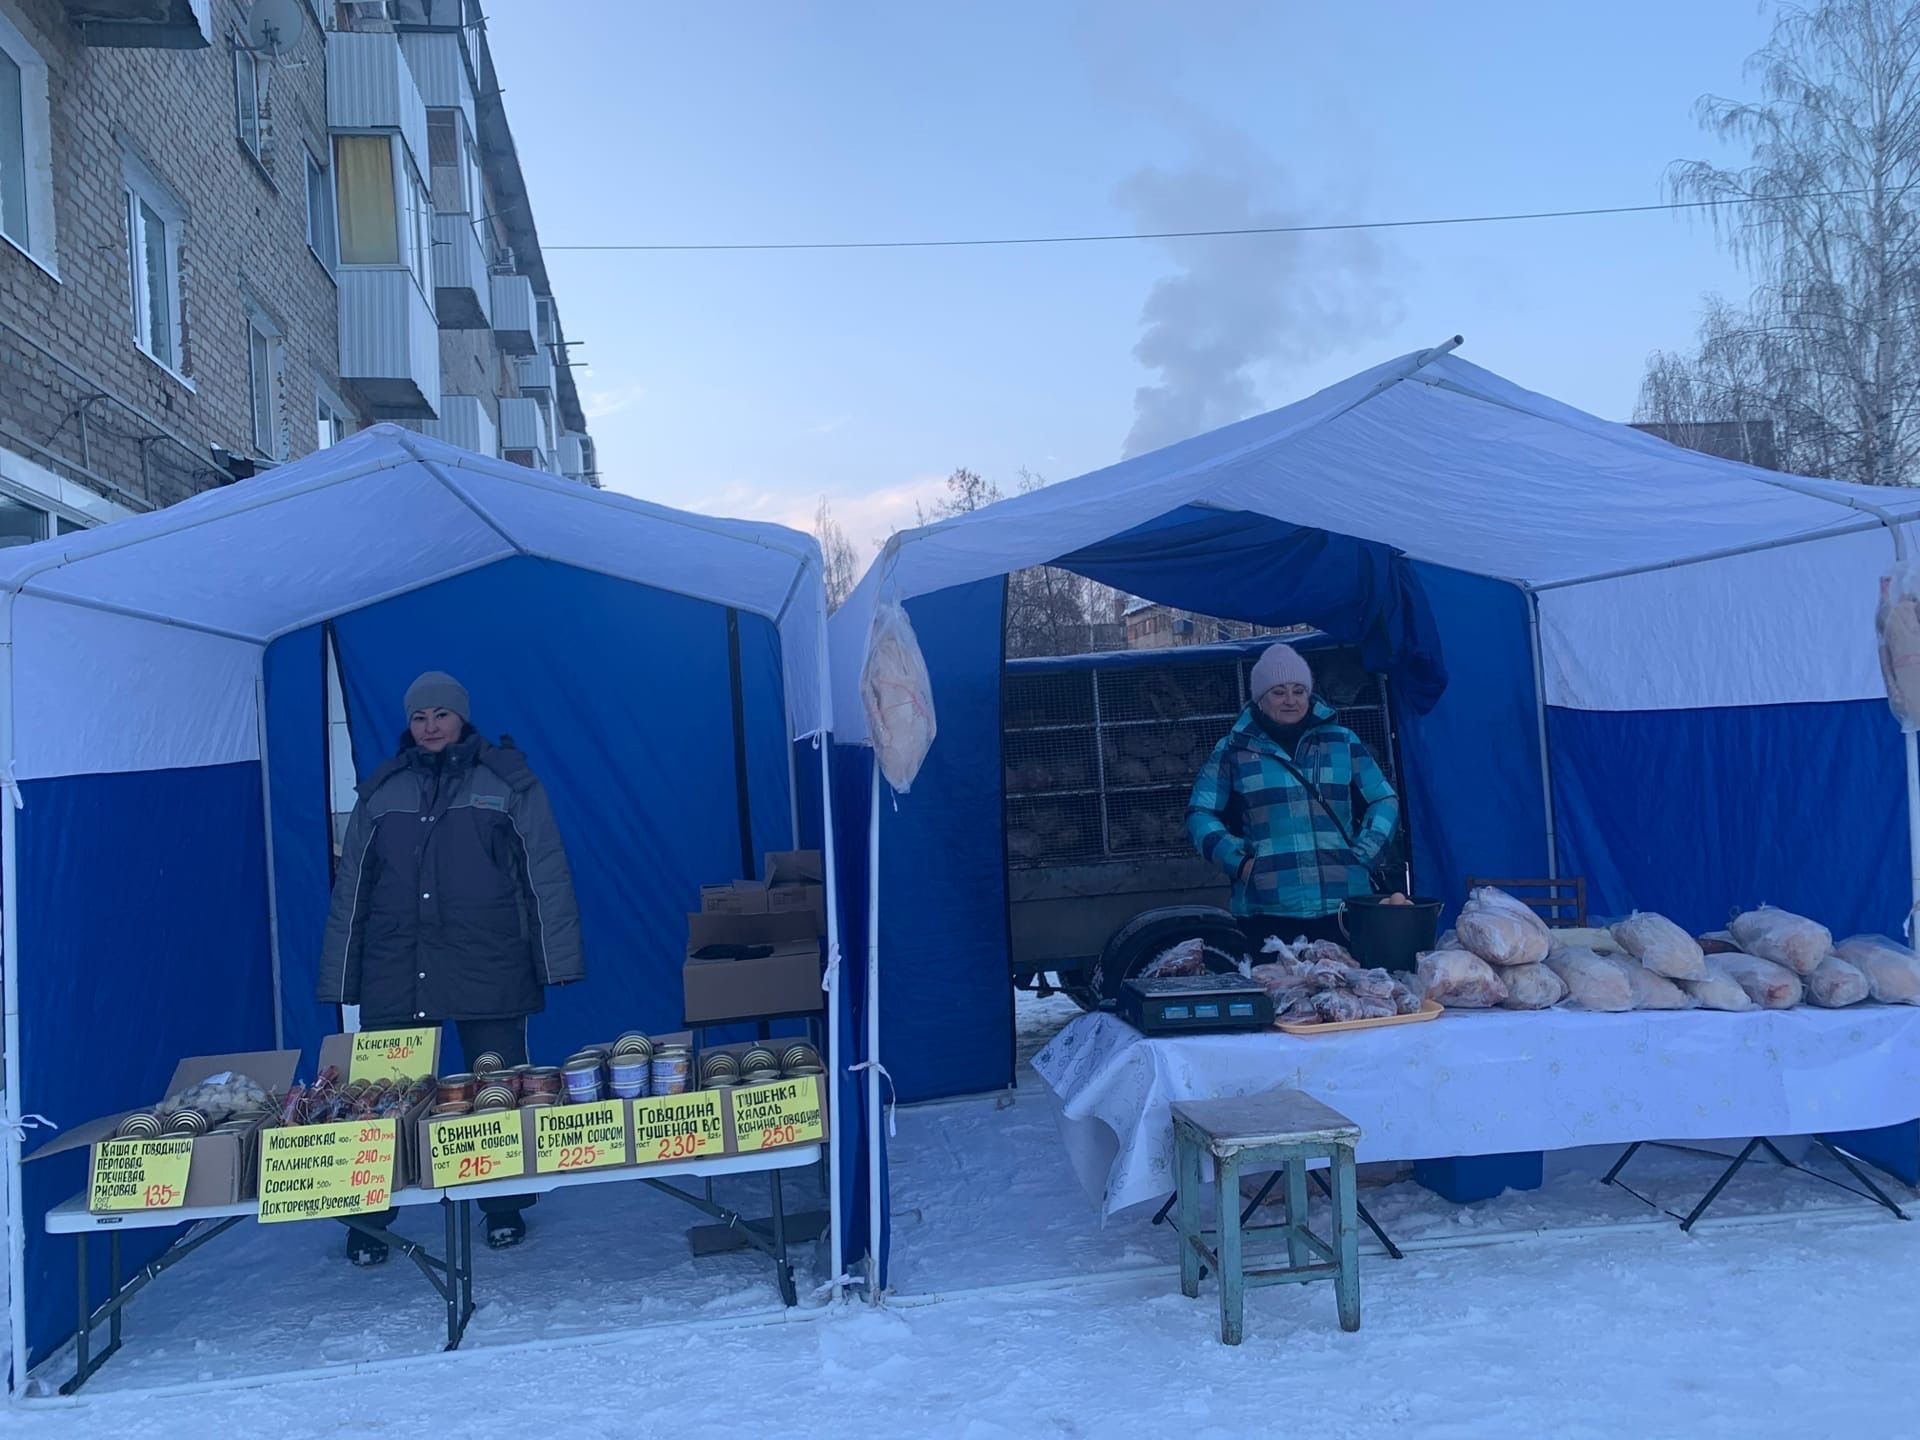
1339,896 -> 1442,973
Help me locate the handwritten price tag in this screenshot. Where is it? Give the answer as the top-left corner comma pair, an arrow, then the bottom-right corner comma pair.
631,1092 -> 726,1166
430,1111 -> 525,1187
348,1027 -> 438,1084
727,1078 -> 825,1153
258,1119 -> 395,1224
90,1138 -> 194,1212
533,1099 -> 628,1174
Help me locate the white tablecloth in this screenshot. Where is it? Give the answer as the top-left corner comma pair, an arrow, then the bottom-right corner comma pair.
1032,1006 -> 1920,1216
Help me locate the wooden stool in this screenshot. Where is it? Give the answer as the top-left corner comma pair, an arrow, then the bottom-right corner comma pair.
1170,1091 -> 1362,1345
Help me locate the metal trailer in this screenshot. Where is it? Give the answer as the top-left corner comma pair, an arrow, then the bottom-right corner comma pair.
1002,635 -> 1402,1007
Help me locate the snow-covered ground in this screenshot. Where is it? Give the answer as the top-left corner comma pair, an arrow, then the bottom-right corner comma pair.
14,989 -> 1920,1435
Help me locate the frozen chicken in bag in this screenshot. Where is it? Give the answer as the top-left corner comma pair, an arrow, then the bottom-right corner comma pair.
861,598 -> 938,793
1610,912 -> 1708,981
1545,947 -> 1634,1012
1833,935 -> 1920,1004
1878,554 -> 1920,730
1455,887 -> 1551,968
1415,949 -> 1509,1008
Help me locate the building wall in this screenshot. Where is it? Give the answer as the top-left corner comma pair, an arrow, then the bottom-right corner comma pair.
0,0 -> 342,512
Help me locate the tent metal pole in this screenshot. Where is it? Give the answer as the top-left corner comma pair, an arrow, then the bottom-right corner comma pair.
1532,517 -> 1890,593
1,588 -> 28,1392
866,768 -> 883,1302
816,728 -> 844,1304
1524,587 -> 1559,881
255,666 -> 286,1051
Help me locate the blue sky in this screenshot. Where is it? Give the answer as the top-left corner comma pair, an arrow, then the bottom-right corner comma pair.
485,1 -> 1776,548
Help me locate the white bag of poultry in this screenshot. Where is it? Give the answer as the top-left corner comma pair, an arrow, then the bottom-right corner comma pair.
1545,946 -> 1634,1012
1455,887 -> 1551,968
1728,906 -> 1832,976
1598,952 -> 1697,1010
1415,949 -> 1509,1008
1805,954 -> 1870,1008
1679,962 -> 1759,1012
1877,554 -> 1920,730
860,598 -> 937,793
1548,926 -> 1622,955
1609,912 -> 1708,981
1498,962 -> 1567,1010
1714,952 -> 1805,1009
1833,935 -> 1920,1004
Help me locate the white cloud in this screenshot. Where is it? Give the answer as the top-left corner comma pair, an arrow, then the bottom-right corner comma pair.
580,381 -> 649,421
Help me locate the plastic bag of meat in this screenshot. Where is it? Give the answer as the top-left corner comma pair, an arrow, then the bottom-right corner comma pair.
1391,982 -> 1423,1014
1456,887 -> 1551,967
1415,948 -> 1509,1008
1296,939 -> 1358,969
1311,991 -> 1370,1023
1697,931 -> 1741,956
1259,934 -> 1300,963
1548,926 -> 1623,955
1604,953 -> 1698,1010
1877,554 -> 1920,730
1833,935 -> 1920,1004
1729,906 -> 1833,976
1610,912 -> 1708,981
1499,962 -> 1567,1010
1347,967 -> 1398,1001
1714,952 -> 1805,1009
1680,963 -> 1759,1012
1805,953 -> 1870,1008
861,599 -> 937,793
1545,947 -> 1634,1012
1140,938 -> 1210,979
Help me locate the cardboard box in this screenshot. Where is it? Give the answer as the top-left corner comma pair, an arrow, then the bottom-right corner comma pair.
319,1029 -> 441,1192
27,1049 -> 301,1210
764,850 -> 824,886
765,881 -> 826,931
684,911 -> 824,1024
718,1058 -> 830,1156
700,880 -> 769,916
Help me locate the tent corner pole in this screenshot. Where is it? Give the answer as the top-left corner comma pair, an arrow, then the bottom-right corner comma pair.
1524,587 -> 1559,881
865,767 -> 883,1303
815,728 -> 844,1305
1,589 -> 28,1393
256,664 -> 286,1050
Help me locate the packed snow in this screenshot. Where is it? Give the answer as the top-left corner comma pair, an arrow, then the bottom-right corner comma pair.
12,989 -> 1919,1435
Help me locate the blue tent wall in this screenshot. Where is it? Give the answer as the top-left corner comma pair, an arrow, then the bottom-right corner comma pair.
822,742 -> 885,1281
1550,700 -> 1907,936
319,557 -> 793,1064
18,763 -> 273,1369
1398,564 -> 1547,915
878,579 -> 1013,1104
263,626 -> 335,1062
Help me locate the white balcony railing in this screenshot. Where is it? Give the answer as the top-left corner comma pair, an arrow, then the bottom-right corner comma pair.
490,273 -> 536,355
339,269 -> 440,417
327,30 -> 430,179
412,395 -> 497,458
432,211 -> 490,329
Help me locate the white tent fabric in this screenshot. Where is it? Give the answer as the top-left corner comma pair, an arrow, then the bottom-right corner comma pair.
831,345 -> 1920,738
0,426 -> 830,778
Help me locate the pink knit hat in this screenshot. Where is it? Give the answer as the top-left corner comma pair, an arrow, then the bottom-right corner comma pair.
1250,643 -> 1312,700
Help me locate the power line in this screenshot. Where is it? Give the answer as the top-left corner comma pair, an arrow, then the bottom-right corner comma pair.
543,188 -> 1883,254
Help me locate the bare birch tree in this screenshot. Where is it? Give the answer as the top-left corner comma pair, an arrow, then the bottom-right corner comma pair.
813,496 -> 860,611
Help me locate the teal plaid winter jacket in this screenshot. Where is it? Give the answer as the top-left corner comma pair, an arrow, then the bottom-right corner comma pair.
1187,700 -> 1400,919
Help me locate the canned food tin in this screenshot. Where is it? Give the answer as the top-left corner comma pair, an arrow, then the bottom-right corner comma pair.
741,1068 -> 781,1086
520,1093 -> 557,1109
704,1076 -> 737,1092
607,1053 -> 651,1089
782,1044 -> 820,1070
523,1068 -> 564,1098
740,1047 -> 778,1074
613,1031 -> 654,1058
116,1112 -> 164,1139
472,1051 -> 506,1075
699,1052 -> 739,1082
649,1049 -> 691,1096
783,1063 -> 824,1078
431,1101 -> 474,1118
475,1085 -> 518,1111
562,1059 -> 604,1103
163,1107 -> 209,1135
608,1079 -> 645,1100
564,1050 -> 603,1071
437,1074 -> 478,1105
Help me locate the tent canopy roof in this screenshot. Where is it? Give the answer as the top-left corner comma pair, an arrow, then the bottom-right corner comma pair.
0,426 -> 828,742
831,343 -> 1920,738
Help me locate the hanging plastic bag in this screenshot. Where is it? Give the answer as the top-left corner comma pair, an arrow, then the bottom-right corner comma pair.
1878,554 -> 1920,730
861,598 -> 937,793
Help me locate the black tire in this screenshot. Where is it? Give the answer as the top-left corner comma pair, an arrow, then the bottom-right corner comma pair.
1087,905 -> 1249,1008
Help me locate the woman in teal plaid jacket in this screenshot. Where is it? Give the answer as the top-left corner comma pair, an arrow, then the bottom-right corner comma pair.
1187,643 -> 1400,951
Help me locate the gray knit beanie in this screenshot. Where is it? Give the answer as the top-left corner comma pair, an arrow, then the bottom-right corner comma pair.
404,671 -> 470,721
1250,643 -> 1312,700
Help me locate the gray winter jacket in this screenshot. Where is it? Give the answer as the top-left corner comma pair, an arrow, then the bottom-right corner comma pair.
316,733 -> 585,1022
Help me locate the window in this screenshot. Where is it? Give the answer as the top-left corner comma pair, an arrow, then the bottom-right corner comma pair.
0,495 -> 47,549
333,133 -> 397,264
405,156 -> 432,293
234,44 -> 265,163
0,10 -> 54,265
123,155 -> 186,374
246,306 -> 285,459
315,385 -> 348,450
305,149 -> 336,269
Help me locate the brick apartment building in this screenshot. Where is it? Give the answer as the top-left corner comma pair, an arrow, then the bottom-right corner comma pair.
0,0 -> 594,549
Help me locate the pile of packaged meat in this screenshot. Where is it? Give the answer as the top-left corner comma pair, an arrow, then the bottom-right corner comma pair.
1248,938 -> 1424,1025
1415,888 -> 1920,1013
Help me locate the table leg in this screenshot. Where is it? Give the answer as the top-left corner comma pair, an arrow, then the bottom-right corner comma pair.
1285,1157 -> 1310,1272
1216,1152 -> 1243,1345
1602,1141 -> 1644,1187
442,1198 -> 460,1351
770,1167 -> 797,1306
460,1198 -> 474,1322
108,1231 -> 123,1351
1680,1136 -> 1765,1232
71,1234 -> 89,1388
1175,1131 -> 1202,1300
1331,1145 -> 1361,1333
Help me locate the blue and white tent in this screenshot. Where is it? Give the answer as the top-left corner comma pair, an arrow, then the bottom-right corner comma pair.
829,341 -> 1920,1287
0,425 -> 866,1384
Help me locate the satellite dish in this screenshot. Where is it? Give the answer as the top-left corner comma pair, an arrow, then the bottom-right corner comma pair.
247,0 -> 305,52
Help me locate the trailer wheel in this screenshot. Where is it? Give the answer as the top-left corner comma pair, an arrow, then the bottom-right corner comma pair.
1087,905 -> 1248,1008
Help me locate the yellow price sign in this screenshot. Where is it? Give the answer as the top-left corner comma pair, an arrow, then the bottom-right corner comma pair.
90,1138 -> 194,1212
533,1100 -> 628,1175
727,1078 -> 825,1154
429,1111 -> 524,1187
258,1118 -> 395,1224
348,1027 -> 438,1084
632,1092 -> 726,1166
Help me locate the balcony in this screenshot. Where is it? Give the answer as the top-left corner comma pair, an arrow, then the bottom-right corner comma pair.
490,273 -> 537,355
339,270 -> 440,417
557,432 -> 590,481
397,31 -> 476,134
498,397 -> 552,469
63,0 -> 211,48
432,211 -> 490,329
512,348 -> 553,395
327,30 -> 429,179
411,395 -> 496,458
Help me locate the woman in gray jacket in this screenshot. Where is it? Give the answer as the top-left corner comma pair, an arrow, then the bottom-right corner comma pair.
319,671 -> 584,1260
